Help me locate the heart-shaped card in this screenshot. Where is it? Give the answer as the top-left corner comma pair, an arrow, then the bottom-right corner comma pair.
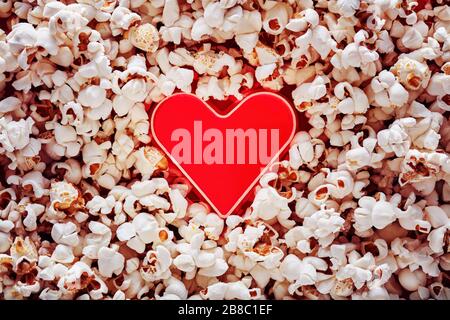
151,92 -> 296,218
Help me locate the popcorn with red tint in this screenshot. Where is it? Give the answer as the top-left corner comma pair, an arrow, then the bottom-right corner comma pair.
0,0 -> 448,301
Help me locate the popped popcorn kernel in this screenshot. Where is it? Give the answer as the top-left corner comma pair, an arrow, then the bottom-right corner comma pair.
0,0 -> 448,302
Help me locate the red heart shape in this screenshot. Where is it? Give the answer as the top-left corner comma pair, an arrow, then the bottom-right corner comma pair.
151,92 -> 296,218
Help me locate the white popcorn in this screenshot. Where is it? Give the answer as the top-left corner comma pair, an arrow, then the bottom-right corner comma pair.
286,8 -> 319,32
0,97 -> 21,113
22,203 -> 45,231
334,82 -> 369,115
336,251 -> 375,290
51,222 -> 80,247
132,146 -> 168,179
51,244 -> 75,264
53,124 -> 82,158
369,70 -> 409,108
427,63 -> 450,97
289,132 -> 325,170
82,221 -> 112,259
204,2 -> 225,29
97,246 -> 125,278
110,7 -> 141,36
292,75 -> 328,110
140,245 -> 172,282
57,261 -> 107,299
201,280 -> 260,300
424,206 -> 448,229
377,118 -> 415,157
262,3 -> 290,35
116,212 -> 159,253
303,206 -> 345,247
427,226 -> 448,255
398,268 -> 427,292
397,201 -> 432,234
182,204 -> 224,241
334,0 -> 360,17
0,0 -> 448,301
155,277 -> 188,300
331,30 -> 379,75
191,18 -> 213,41
6,23 -> 38,56
0,117 -> 34,152
284,226 -> 313,253
177,232 -> 227,278
129,23 -> 160,53
280,254 -> 327,294
391,238 -> 440,277
78,85 -> 107,109
346,134 -> 385,171
391,57 -> 431,91
399,149 -> 450,191
251,186 -> 294,222
354,193 -> 400,233
47,181 -> 82,221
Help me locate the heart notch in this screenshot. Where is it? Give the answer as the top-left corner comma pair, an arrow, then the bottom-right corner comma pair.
151,92 -> 297,218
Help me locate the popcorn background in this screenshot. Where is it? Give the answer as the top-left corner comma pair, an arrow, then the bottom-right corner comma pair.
0,0 -> 449,300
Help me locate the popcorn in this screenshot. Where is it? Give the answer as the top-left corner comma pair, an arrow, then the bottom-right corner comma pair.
303,206 -> 345,247
140,245 -> 172,282
97,246 -> 125,278
129,23 -> 160,53
110,7 -> 140,36
132,146 -> 168,179
369,70 -> 409,108
51,222 -> 80,247
292,75 -> 328,111
204,2 -> 226,29
22,203 -> 45,231
346,134 -> 385,171
427,68 -> 450,97
250,185 -> 294,223
399,149 -> 450,192
51,244 -> 75,264
116,212 -> 160,253
0,97 -> 21,114
391,238 -> 440,277
331,30 -> 379,75
78,85 -> 107,110
427,226 -> 447,254
333,0 -> 360,18
354,193 -> 400,233
0,117 -> 35,152
0,0 -> 447,301
377,118 -> 414,157
334,82 -> 369,115
82,221 -> 112,259
53,124 -> 82,158
174,232 -> 228,278
280,254 -> 327,294
181,204 -> 223,241
391,57 -> 431,91
398,268 -> 427,292
57,261 -> 108,299
335,251 -> 375,290
201,279 -> 260,300
286,8 -> 319,32
155,277 -> 188,300
262,3 -> 291,35
47,181 -> 83,221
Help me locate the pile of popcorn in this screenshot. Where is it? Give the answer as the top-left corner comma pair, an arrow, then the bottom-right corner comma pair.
0,0 -> 449,300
